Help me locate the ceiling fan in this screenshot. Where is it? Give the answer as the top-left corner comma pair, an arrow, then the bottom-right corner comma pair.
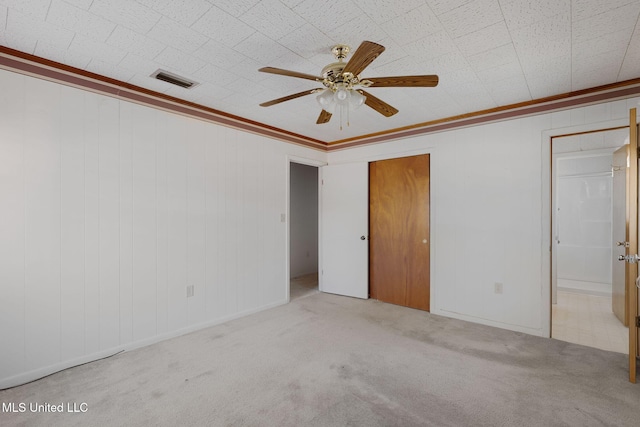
258,41 -> 439,126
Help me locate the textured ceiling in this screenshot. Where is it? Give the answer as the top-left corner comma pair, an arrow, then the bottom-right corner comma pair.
1,0 -> 640,143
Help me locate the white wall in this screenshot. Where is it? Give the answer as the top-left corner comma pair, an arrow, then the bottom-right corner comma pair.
289,163 -> 318,278
1,65 -> 638,388
0,68 -> 326,388
327,97 -> 640,337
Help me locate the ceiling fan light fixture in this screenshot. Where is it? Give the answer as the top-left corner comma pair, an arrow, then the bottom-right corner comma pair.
316,89 -> 335,113
334,85 -> 350,104
349,90 -> 366,109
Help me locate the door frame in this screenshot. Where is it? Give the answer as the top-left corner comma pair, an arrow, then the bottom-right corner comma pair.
542,120 -> 630,339
286,155 -> 326,303
545,118 -> 640,382
628,108 -> 639,383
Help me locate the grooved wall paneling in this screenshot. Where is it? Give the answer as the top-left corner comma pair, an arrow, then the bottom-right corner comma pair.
186,120 -> 206,325
132,104 -> 158,341
166,113 -> 188,332
325,100 -> 640,336
204,125 -> 223,317
155,112 -> 169,336
0,68 -> 326,388
24,78 -> 62,371
119,101 -> 134,346
0,69 -> 26,380
84,91 -> 101,355
60,86 -> 86,362
98,96 -> 121,350
224,131 -> 239,314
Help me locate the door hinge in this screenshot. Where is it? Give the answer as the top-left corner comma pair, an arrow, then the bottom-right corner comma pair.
636,316 -> 640,328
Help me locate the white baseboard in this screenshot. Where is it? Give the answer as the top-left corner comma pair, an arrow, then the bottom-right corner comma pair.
431,308 -> 545,337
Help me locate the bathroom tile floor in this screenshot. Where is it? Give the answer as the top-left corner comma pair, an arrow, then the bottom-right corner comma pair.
552,290 -> 628,354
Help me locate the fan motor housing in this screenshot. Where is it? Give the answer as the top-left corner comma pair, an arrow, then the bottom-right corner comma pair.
321,62 -> 346,83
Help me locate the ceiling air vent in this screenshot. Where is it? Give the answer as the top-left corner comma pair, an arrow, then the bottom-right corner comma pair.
151,69 -> 198,89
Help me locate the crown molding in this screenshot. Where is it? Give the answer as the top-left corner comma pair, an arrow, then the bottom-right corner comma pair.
1,46 -> 639,153
0,46 -> 327,151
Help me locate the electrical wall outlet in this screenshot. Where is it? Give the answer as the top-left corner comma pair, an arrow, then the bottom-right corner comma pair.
494,282 -> 503,294
186,285 -> 194,298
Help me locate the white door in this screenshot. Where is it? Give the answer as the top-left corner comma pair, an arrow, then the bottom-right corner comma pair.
320,162 -> 368,299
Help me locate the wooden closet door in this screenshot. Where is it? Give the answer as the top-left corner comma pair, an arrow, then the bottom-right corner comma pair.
369,154 -> 430,311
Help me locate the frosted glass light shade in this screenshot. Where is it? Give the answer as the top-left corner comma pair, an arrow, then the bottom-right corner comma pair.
334,86 -> 350,104
316,89 -> 335,113
349,90 -> 366,109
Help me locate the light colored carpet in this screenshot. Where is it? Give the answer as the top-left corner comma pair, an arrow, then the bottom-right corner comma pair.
1,291 -> 639,426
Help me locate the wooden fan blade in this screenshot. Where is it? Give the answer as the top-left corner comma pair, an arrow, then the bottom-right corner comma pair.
342,41 -> 385,76
317,109 -> 332,124
367,75 -> 439,87
259,89 -> 319,107
258,67 -> 322,82
359,90 -> 398,117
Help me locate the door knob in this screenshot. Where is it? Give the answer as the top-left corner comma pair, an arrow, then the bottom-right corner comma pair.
619,254 -> 640,263
360,236 -> 366,240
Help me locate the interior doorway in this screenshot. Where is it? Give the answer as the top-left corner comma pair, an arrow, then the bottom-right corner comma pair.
289,162 -> 319,300
551,127 -> 629,353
